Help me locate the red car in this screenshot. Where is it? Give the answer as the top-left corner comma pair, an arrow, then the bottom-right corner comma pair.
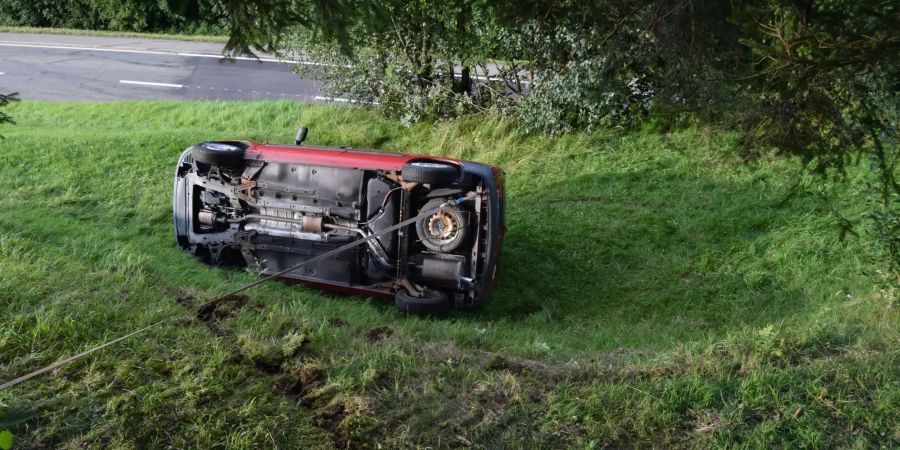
173,127 -> 505,313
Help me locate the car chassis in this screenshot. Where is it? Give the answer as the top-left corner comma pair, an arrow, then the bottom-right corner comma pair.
173,128 -> 504,313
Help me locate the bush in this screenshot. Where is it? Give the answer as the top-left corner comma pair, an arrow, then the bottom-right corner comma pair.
0,0 -> 226,34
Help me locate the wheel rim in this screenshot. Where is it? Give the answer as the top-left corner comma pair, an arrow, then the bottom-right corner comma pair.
425,210 -> 460,245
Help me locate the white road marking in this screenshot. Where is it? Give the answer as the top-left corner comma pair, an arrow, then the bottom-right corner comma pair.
118,80 -> 307,98
119,79 -> 182,88
0,72 -> 4,75
0,41 -> 332,66
314,95 -> 379,105
176,52 -> 224,59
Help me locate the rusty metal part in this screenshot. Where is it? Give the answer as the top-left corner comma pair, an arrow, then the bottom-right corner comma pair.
425,210 -> 460,244
385,171 -> 418,190
321,222 -> 353,232
233,180 -> 257,204
244,214 -> 323,232
234,162 -> 266,204
397,278 -> 423,298
197,209 -> 217,226
301,215 -> 323,232
240,161 -> 266,182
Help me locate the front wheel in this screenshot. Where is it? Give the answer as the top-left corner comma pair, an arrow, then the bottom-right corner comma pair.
191,141 -> 246,168
401,161 -> 458,187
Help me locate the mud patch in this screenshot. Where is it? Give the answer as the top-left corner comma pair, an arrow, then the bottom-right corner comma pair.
309,395 -> 371,448
277,363 -> 325,396
314,403 -> 347,446
299,365 -> 324,387
171,290 -> 359,447
197,294 -> 249,322
236,333 -> 288,373
366,326 -> 393,343
281,332 -> 309,358
174,291 -> 197,307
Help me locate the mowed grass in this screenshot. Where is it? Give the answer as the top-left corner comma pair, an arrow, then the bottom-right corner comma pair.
0,25 -> 227,42
0,101 -> 897,448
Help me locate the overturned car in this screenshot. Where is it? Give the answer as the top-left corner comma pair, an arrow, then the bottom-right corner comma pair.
173,128 -> 505,313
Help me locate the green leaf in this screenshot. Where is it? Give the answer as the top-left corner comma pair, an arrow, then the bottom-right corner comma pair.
0,430 -> 13,450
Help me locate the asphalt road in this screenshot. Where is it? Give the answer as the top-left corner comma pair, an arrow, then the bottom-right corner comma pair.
0,33 -> 325,101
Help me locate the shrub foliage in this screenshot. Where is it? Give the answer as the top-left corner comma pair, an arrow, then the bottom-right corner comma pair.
238,0 -> 899,268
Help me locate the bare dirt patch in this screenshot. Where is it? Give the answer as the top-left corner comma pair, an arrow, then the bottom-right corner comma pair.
366,325 -> 393,343
196,294 -> 249,322
278,364 -> 325,397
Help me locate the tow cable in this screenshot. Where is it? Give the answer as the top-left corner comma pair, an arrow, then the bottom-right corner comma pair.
0,194 -> 476,392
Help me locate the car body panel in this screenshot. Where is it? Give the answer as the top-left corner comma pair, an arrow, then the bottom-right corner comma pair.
245,142 -> 462,171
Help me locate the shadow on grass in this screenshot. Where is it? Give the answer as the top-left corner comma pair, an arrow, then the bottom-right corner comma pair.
477,167 -> 835,345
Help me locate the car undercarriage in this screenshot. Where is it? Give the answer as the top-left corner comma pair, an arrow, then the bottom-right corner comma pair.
173,136 -> 504,313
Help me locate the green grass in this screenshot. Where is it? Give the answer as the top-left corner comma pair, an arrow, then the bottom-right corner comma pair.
0,101 -> 897,448
0,26 -> 227,43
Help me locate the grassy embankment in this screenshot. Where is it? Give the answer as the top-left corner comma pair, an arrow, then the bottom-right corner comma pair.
0,26 -> 227,43
0,101 -> 896,448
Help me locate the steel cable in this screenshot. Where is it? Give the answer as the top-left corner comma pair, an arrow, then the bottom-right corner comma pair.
0,193 -> 475,391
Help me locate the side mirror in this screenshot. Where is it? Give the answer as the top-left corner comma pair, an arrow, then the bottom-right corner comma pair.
295,126 -> 308,145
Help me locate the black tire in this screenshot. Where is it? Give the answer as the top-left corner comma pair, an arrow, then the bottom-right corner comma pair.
394,288 -> 451,314
416,198 -> 469,253
401,161 -> 458,186
192,142 -> 246,168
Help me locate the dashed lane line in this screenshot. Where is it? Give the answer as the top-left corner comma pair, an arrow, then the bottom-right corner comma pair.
314,95 -> 380,105
116,79 -> 334,101
119,80 -> 182,88
0,42 -> 329,66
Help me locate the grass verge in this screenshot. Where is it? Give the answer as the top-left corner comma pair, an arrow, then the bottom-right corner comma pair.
0,26 -> 227,43
0,101 -> 897,448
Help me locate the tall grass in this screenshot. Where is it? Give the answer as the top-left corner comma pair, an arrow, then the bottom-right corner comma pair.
0,26 -> 227,43
0,101 -> 896,448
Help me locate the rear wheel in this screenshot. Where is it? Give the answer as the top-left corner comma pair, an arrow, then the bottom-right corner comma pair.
394,288 -> 450,314
191,142 -> 246,168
